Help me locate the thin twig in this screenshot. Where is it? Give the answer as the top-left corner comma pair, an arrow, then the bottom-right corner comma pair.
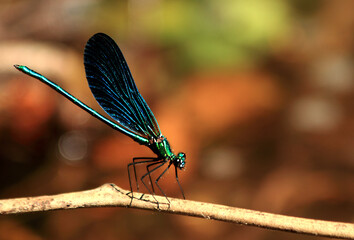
0,184 -> 352,239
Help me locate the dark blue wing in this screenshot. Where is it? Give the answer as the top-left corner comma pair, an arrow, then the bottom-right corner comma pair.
84,33 -> 161,141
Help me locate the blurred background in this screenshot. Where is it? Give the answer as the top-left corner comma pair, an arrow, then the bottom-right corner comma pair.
0,0 -> 353,239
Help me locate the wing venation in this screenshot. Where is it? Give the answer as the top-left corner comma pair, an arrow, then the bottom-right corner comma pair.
84,33 -> 161,141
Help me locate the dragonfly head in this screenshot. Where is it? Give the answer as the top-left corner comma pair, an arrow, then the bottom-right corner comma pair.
174,152 -> 186,169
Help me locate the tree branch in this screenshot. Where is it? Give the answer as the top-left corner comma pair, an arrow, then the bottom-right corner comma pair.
0,184 -> 352,239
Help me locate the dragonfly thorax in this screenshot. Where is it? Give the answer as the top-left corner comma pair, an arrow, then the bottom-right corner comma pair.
149,136 -> 186,169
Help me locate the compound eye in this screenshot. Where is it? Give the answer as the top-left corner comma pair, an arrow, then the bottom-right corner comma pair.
178,152 -> 186,160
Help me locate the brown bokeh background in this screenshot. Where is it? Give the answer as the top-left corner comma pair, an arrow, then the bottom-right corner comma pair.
0,1 -> 353,239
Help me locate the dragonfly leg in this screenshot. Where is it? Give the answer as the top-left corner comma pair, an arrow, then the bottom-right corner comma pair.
127,157 -> 159,204
133,157 -> 159,191
155,162 -> 173,204
140,160 -> 167,208
175,166 -> 185,199
143,159 -> 168,195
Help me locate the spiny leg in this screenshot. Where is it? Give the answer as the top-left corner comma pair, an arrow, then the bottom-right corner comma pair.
140,160 -> 167,206
144,159 -> 169,195
155,162 -> 173,204
127,157 -> 159,204
175,166 -> 185,199
132,157 -> 159,192
140,160 -> 166,196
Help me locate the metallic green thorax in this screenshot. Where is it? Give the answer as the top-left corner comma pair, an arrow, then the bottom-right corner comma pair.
149,136 -> 186,169
152,136 -> 173,158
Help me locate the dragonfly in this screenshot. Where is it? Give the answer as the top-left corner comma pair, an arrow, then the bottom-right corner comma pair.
14,33 -> 186,204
